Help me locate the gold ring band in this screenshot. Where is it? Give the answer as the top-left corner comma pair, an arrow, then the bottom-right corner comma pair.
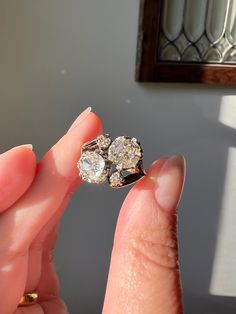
18,292 -> 38,306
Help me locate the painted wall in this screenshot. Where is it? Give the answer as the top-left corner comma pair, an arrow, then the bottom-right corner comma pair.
0,1 -> 236,313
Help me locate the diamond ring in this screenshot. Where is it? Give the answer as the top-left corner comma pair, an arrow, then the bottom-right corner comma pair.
77,134 -> 146,188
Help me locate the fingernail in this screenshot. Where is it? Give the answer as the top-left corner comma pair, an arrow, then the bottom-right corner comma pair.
152,155 -> 186,212
12,144 -> 33,150
67,107 -> 92,133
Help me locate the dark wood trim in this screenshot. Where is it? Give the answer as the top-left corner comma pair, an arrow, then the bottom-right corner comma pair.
135,0 -> 236,85
154,63 -> 236,85
135,0 -> 162,81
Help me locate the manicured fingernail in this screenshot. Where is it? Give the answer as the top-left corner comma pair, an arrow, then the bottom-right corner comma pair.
153,155 -> 186,212
67,107 -> 92,133
12,144 -> 33,150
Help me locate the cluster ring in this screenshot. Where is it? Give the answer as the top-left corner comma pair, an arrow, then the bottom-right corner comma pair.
77,134 -> 146,188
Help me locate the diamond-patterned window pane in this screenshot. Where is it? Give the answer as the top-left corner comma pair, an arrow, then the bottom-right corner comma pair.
158,0 -> 236,64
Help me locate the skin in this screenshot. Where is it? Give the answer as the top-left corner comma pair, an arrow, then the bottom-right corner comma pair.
0,108 -> 186,314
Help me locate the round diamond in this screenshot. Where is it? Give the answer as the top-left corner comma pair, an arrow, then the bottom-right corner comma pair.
97,134 -> 111,149
77,151 -> 107,183
108,136 -> 141,169
109,171 -> 124,187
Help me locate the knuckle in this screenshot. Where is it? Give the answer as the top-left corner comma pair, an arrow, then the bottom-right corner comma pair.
129,225 -> 179,272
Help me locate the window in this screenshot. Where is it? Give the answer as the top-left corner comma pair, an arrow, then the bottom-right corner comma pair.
136,0 -> 236,84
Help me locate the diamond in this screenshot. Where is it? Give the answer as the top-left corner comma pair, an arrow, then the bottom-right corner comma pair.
109,171 -> 124,187
116,164 -> 123,171
108,136 -> 141,169
96,134 -> 111,149
77,151 -> 107,183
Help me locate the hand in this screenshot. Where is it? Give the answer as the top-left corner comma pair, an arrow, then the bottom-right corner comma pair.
0,108 -> 186,314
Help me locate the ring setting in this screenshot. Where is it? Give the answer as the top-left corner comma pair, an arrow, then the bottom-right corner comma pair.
77,134 -> 146,188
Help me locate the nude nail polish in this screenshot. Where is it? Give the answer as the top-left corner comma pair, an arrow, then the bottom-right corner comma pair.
67,106 -> 92,133
12,144 -> 33,150
154,155 -> 186,212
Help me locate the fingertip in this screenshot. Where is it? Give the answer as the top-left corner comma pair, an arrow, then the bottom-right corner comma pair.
145,157 -> 169,185
11,144 -> 34,151
137,155 -> 186,212
1,144 -> 37,175
67,106 -> 92,133
11,145 -> 37,174
114,155 -> 186,246
152,155 -> 186,212
41,110 -> 103,183
87,111 -> 103,135
67,109 -> 103,137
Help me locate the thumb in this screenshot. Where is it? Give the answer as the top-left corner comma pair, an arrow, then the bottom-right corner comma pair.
103,155 -> 186,314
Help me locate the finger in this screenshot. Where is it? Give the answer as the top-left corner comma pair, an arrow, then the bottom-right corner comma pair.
40,298 -> 68,314
0,109 -> 102,256
0,249 -> 29,313
103,155 -> 186,314
0,144 -> 36,212
0,146 -> 36,313
25,108 -> 94,291
14,304 -> 44,314
0,197 -> 67,314
15,301 -> 67,314
0,109 -> 102,313
26,190 -> 72,292
36,215 -> 69,314
36,223 -> 61,299
3,208 -> 64,314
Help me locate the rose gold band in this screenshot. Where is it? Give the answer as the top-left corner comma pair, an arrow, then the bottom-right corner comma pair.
18,292 -> 38,306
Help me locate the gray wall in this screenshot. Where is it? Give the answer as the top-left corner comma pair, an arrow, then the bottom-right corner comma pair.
1,1 -> 236,313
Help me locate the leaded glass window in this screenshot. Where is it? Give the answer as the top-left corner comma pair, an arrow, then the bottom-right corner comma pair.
158,0 -> 236,64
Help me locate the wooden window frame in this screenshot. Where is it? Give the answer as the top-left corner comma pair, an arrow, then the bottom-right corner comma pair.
135,0 -> 236,85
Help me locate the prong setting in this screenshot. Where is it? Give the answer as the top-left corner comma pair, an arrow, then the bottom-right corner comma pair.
77,134 -> 145,188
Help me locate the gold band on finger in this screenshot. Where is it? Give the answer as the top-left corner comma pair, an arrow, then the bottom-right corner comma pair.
18,292 -> 38,306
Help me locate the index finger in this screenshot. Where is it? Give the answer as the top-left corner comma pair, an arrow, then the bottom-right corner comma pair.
0,109 -> 102,257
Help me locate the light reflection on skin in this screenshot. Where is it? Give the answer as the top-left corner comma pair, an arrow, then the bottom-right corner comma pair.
210,96 -> 236,296
1,264 -> 14,272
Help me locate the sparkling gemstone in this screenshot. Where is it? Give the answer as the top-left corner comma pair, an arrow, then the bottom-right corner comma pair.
116,164 -> 123,171
77,151 -> 107,183
108,136 -> 141,169
96,134 -> 111,149
109,171 -> 124,187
